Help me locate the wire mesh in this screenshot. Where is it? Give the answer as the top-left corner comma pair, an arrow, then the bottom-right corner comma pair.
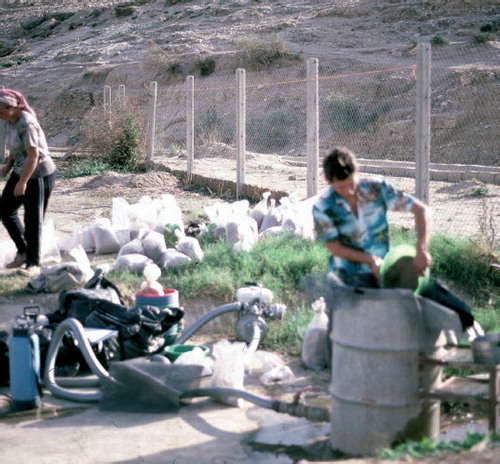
1,46 -> 498,241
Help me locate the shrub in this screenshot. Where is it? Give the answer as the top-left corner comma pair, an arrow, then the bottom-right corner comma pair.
472,32 -> 497,43
196,56 -> 216,76
196,108 -> 222,144
143,43 -> 182,79
321,93 -> 390,133
236,34 -> 292,69
108,115 -> 143,170
79,96 -> 146,172
431,35 -> 450,45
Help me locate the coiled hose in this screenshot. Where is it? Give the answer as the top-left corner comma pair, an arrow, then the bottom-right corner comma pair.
44,318 -> 114,402
43,317 -> 330,421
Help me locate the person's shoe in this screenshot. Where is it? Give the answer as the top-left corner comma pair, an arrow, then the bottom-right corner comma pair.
6,252 -> 27,269
17,265 -> 41,278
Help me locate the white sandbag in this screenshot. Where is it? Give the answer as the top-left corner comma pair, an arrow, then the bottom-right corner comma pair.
204,201 -> 234,228
259,225 -> 285,238
250,191 -> 271,229
159,249 -> 192,269
114,229 -> 131,247
210,339 -> 246,407
259,199 -> 282,232
226,217 -> 259,252
141,230 -> 167,262
156,194 -> 184,233
176,236 -> 204,261
74,227 -> 95,253
0,241 -> 16,269
118,238 -> 145,257
57,235 -> 79,253
260,365 -> 295,386
114,253 -> 154,273
67,244 -> 94,281
128,196 -> 157,230
112,197 -> 131,230
41,219 -> 61,264
90,218 -> 121,255
301,297 -> 329,371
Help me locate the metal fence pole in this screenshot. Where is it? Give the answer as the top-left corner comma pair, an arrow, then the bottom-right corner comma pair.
146,81 -> 157,162
236,68 -> 246,199
415,43 -> 431,204
186,75 -> 195,179
307,57 -> 319,198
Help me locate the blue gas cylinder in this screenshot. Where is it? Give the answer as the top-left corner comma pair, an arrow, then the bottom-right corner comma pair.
9,315 -> 42,411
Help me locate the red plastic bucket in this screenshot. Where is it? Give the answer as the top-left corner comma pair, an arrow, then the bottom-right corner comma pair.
135,288 -> 179,309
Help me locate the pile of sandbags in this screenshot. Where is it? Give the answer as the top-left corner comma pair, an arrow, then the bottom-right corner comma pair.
204,191 -> 317,252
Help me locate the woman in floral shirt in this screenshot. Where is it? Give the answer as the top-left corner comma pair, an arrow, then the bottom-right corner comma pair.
313,146 -> 431,288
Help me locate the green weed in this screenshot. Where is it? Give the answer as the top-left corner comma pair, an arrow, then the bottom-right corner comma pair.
377,432 -> 499,460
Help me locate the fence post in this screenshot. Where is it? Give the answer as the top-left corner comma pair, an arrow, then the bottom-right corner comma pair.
236,68 -> 246,199
118,84 -> 126,111
415,43 -> 431,204
146,81 -> 158,163
307,57 -> 319,198
186,75 -> 195,179
103,85 -> 112,123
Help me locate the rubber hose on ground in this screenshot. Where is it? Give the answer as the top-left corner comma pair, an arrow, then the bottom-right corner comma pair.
174,303 -> 242,345
44,318 -> 114,402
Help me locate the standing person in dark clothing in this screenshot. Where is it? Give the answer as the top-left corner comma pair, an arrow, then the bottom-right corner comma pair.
0,89 -> 56,277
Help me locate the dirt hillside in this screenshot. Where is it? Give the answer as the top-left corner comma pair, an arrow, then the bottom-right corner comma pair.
1,0 -> 499,165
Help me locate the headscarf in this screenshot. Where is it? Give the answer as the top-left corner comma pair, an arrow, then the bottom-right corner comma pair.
0,89 -> 37,118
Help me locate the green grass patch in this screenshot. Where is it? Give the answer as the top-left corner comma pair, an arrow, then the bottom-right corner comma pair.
59,158 -> 120,178
377,432 -> 499,460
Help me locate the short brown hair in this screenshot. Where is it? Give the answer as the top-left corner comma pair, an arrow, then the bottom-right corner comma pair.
323,146 -> 358,182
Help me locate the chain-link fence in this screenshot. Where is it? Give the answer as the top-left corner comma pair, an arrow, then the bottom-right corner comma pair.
1,43 -> 499,242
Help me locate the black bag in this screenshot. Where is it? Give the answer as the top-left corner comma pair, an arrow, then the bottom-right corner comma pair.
85,301 -> 184,359
51,269 -> 125,325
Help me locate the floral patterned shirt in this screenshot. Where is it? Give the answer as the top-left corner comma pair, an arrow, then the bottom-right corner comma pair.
313,177 -> 414,275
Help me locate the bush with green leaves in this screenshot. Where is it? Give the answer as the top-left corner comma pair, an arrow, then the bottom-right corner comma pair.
78,96 -> 146,174
236,34 -> 292,70
472,32 -> 497,43
431,34 -> 450,45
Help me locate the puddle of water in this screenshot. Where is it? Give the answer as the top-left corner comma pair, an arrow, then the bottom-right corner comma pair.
0,402 -> 88,425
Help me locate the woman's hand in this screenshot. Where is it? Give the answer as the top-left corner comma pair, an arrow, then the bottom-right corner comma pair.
14,180 -> 27,197
414,248 -> 432,277
368,255 -> 384,285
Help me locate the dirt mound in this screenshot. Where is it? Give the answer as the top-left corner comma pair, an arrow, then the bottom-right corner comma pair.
82,171 -> 179,190
436,179 -> 488,195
